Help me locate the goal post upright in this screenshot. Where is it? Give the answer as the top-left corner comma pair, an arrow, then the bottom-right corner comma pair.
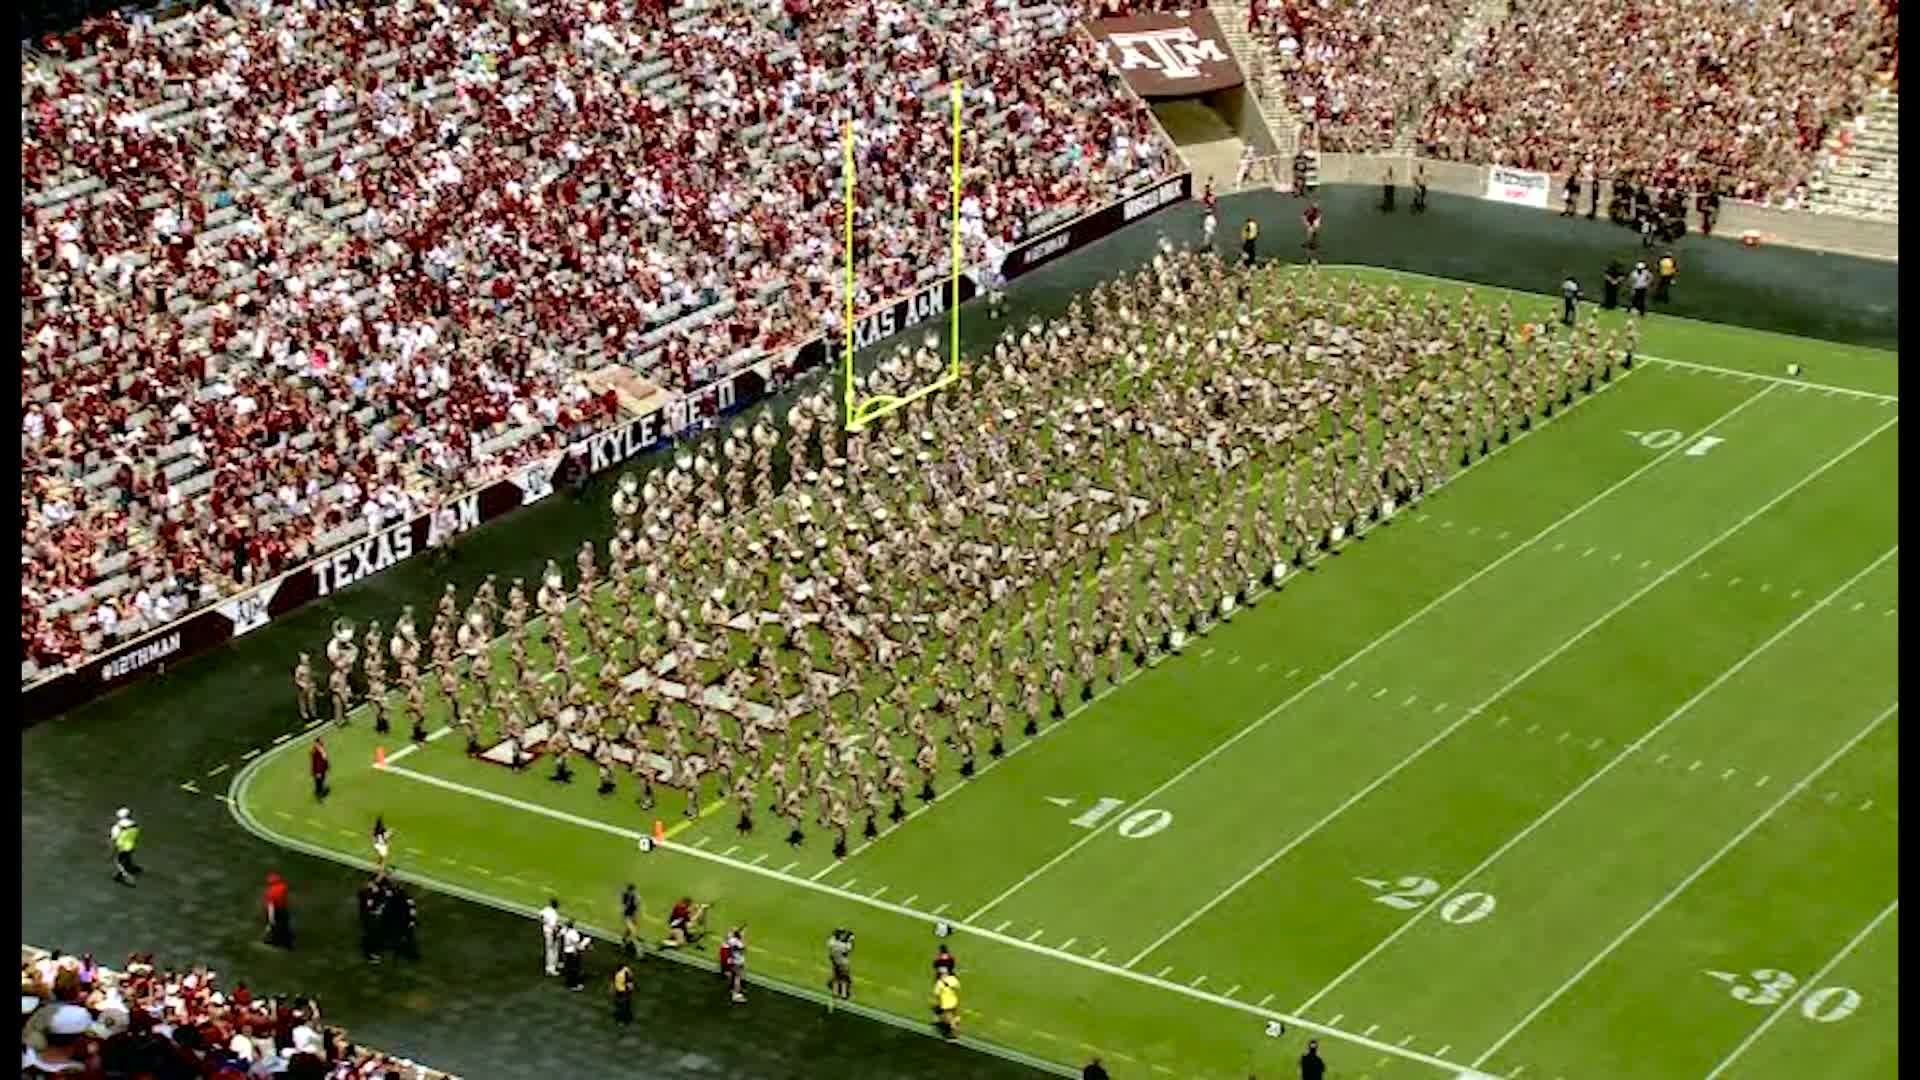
844,81 -> 965,434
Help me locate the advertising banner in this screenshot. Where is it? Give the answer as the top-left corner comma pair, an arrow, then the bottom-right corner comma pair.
1089,10 -> 1245,98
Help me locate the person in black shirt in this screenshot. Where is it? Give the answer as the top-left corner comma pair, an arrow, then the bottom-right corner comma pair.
1560,274 -> 1582,326
1609,174 -> 1633,225
1698,188 -> 1721,236
1588,171 -> 1601,219
1299,1038 -> 1326,1079
1602,260 -> 1625,310
1411,165 -> 1429,214
1081,1058 -> 1110,1080
1561,173 -> 1580,216
1380,165 -> 1396,212
620,883 -> 643,957
357,879 -> 385,964
383,878 -> 419,961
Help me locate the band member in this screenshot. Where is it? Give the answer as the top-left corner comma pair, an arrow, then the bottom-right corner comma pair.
294,653 -> 317,722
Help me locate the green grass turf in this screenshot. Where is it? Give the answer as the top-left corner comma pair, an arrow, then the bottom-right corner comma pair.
230,267 -> 1898,1079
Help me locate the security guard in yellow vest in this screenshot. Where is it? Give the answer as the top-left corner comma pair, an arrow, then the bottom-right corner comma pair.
932,971 -> 961,1039
1655,251 -> 1678,303
611,964 -> 633,1025
110,808 -> 142,886
1240,218 -> 1259,264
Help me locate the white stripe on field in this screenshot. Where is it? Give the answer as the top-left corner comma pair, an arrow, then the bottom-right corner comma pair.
1472,701 -> 1898,1068
964,386 -> 1776,926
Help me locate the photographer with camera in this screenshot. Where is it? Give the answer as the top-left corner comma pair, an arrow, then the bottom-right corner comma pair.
827,928 -> 855,1000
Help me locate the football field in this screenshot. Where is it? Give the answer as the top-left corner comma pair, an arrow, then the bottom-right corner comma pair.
230,268 -> 1898,1079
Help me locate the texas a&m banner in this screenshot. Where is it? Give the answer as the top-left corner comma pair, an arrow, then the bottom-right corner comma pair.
1089,9 -> 1245,97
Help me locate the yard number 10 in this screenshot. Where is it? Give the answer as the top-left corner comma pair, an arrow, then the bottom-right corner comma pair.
1067,797 -> 1174,838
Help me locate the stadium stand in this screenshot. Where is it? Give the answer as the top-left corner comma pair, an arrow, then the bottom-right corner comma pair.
19,0 -> 1178,678
21,946 -> 454,1079
1135,0 -> 1898,209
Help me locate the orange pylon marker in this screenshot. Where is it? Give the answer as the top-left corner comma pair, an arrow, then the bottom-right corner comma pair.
652,820 -> 666,845
374,746 -> 387,769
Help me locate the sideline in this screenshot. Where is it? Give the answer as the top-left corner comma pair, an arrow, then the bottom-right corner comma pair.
1310,264 -> 1898,403
229,736 -> 1476,1076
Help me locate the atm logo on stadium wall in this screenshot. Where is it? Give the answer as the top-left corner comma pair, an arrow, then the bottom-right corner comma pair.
1091,11 -> 1244,97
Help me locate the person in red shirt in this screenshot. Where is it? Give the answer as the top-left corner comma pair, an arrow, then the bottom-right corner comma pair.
263,873 -> 294,950
310,737 -> 330,801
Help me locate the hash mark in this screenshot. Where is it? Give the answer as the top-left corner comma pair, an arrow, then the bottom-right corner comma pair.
842,878 -> 858,890
1226,984 -> 1241,997
778,861 -> 799,873
1728,577 -> 1743,587
1347,681 -> 1361,692
1755,775 -> 1770,788
1494,715 -> 1510,727
1285,667 -> 1301,679
1557,731 -> 1571,744
933,903 -> 951,915
1432,702 -> 1448,713
902,894 -> 919,906
1201,648 -> 1216,659
1468,526 -> 1481,535
1760,583 -> 1771,592
1587,737 -> 1603,750
1060,937 -> 1077,952
1226,654 -> 1241,666
1026,928 -> 1045,942
1256,662 -> 1272,672
1698,571 -> 1713,581
1790,589 -> 1804,599
1656,753 -> 1671,764
1824,791 -> 1840,804
1327,1014 -> 1344,1026
1552,542 -> 1566,553
721,845 -> 739,856
1398,1035 -> 1414,1047
871,885 -> 888,899
1610,552 -> 1623,563
1721,768 -> 1737,781
1257,993 -> 1275,1007
206,763 -> 230,778
1496,531 -> 1512,540
1436,1045 -> 1451,1057
1364,1024 -> 1379,1036
1401,694 -> 1419,706
1373,687 -> 1389,699
1581,546 -> 1596,558
995,920 -> 1013,933
1091,946 -> 1109,961
1524,722 -> 1540,735
1190,974 -> 1208,988
1860,799 -> 1874,812
1156,965 -> 1175,978
1689,760 -> 1703,772
693,837 -> 711,849
1639,559 -> 1653,569
750,853 -> 769,865
1442,520 -> 1455,529
1850,601 -> 1866,612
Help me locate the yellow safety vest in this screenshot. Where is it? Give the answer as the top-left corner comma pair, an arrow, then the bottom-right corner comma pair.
113,825 -> 140,853
1242,221 -> 1259,241
935,975 -> 960,1011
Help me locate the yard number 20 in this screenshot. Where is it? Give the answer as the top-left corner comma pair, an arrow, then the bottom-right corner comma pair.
1366,875 -> 1497,924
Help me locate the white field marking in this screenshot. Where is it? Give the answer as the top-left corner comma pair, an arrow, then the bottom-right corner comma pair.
1556,731 -> 1571,744
1201,648 -> 1216,658
1721,768 -> 1737,781
1493,716 -> 1509,728
1285,667 -> 1301,679
385,740 -> 426,766
778,861 -> 799,873
1580,546 -> 1596,558
1729,577 -> 1744,588
1823,791 -> 1840,804
1610,552 -> 1622,563
1639,559 -> 1653,569
1497,531 -> 1512,541
1587,737 -> 1603,751
1790,589 -> 1804,599
1256,662 -> 1272,673
1471,700 -> 1897,1067
902,894 -> 918,906
1258,993 -> 1275,1008
427,726 -> 455,742
1191,975 -> 1208,988
1468,526 -> 1480,536
750,853 -> 768,866
1638,353 -> 1898,402
1226,984 -> 1241,997
467,864 -> 492,876
271,733 -> 293,745
1091,946 -> 1109,961
693,837 -> 711,849
1374,688 -> 1390,699
870,885 -> 888,899
1226,655 -> 1241,666
1525,723 -> 1541,735
1707,900 -> 1900,1080
1442,521 -> 1455,529
206,763 -> 230,778
1755,776 -> 1770,788
1436,1045 -> 1451,1057
241,748 -> 262,761
841,878 -> 858,891
1689,760 -> 1704,772
179,781 -> 200,794
995,920 -> 1014,933
1859,799 -> 1874,812
1402,694 -> 1419,707
968,388 -> 1779,925
1327,1013 -> 1345,1026
1656,753 -> 1671,765
1027,928 -> 1046,942
1850,600 -> 1866,612
1299,545 -> 1896,1014
1347,681 -> 1362,692
1433,702 -> 1448,714
1059,937 -> 1077,952
1699,571 -> 1713,581
1761,583 -> 1772,592
1399,1035 -> 1415,1047
722,845 -> 739,856
1364,1024 -> 1380,1037
1552,542 -> 1566,553
305,719 -> 324,729
1156,965 -> 1175,979
932,902 -> 951,915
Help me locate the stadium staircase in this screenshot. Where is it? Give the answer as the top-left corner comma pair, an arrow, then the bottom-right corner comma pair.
1210,0 -> 1307,188
1807,86 -> 1899,222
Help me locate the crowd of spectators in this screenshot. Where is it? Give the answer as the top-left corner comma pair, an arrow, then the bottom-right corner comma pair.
1414,0 -> 1899,206
21,948 -> 451,1079
19,0 -> 1177,676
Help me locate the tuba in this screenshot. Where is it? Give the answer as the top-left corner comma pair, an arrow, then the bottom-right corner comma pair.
610,471 -> 640,520
326,618 -> 357,669
457,608 -> 488,656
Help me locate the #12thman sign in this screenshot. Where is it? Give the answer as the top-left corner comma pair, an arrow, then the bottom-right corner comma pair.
1090,10 -> 1246,98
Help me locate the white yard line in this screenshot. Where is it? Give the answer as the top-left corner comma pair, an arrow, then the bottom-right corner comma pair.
1133,396 -> 1885,971
1470,701 -> 1898,1069
1306,547 -> 1896,1012
1702,898 -> 1900,1080
356,759 -> 1474,1074
1640,353 -> 1898,403
962,385 -> 1774,927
